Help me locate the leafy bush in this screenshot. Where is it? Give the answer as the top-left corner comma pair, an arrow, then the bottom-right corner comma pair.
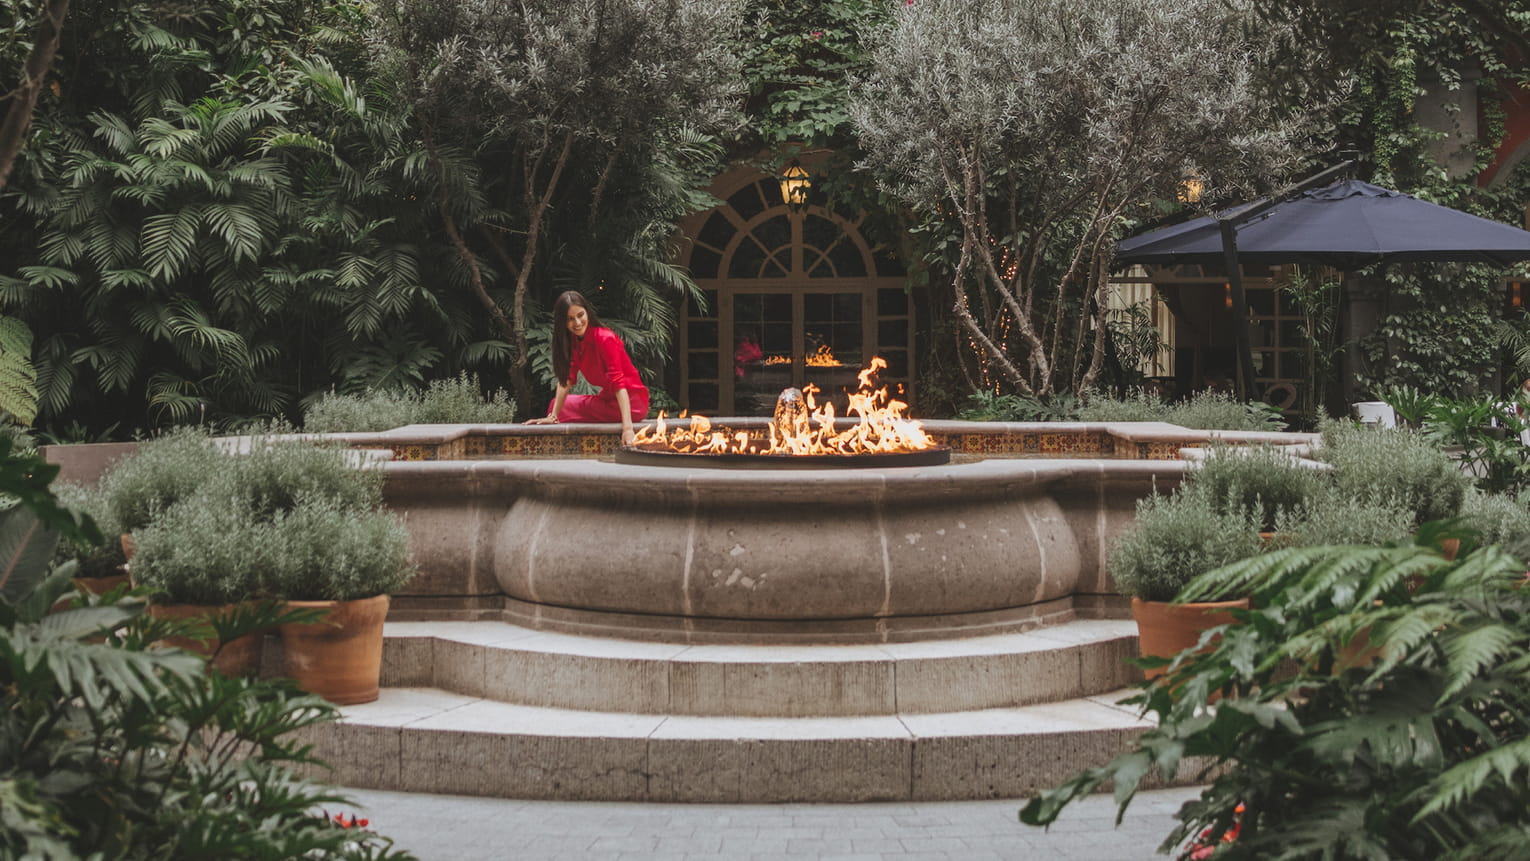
1274,487 -> 1414,548
1108,488 -> 1265,602
98,427 -> 226,533
955,390 -> 1078,421
1188,445 -> 1326,531
1167,390 -> 1286,432
304,373 -> 516,432
0,465 -> 415,859
1074,388 -> 1286,431
128,437 -> 413,604
258,497 -> 414,601
51,481 -> 126,579
1317,420 -> 1469,525
1458,489 -> 1530,560
1024,540 -> 1530,861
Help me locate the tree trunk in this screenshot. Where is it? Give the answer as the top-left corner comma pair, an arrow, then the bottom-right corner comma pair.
0,0 -> 71,193
508,129 -> 574,416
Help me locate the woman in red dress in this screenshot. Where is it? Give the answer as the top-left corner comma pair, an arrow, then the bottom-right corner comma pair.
525,291 -> 649,444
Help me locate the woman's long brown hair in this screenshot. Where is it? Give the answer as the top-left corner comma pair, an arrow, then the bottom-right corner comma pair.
550,290 -> 603,384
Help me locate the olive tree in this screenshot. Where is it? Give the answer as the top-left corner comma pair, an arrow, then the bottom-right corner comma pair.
851,0 -> 1303,396
368,0 -> 745,410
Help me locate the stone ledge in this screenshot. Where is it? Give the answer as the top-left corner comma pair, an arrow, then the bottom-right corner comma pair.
296,686 -> 1195,803
377,619 -> 1141,716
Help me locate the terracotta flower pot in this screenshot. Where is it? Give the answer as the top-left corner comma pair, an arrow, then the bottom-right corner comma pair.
148,602 -> 264,676
1131,596 -> 1249,681
278,594 -> 390,705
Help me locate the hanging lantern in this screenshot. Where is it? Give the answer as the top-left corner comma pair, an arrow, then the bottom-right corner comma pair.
779,160 -> 811,207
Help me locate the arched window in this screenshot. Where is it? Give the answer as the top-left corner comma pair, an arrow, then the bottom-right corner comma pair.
677,172 -> 912,416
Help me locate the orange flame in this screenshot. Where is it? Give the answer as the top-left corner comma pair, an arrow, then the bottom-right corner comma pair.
759,345 -> 841,367
633,357 -> 934,455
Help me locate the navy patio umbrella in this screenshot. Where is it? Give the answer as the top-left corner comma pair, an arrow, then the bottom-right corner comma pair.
1114,174 -> 1530,397
1117,179 -> 1530,269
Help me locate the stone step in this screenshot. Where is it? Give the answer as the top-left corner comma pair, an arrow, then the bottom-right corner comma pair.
297,686 -> 1193,803
380,619 -> 1141,717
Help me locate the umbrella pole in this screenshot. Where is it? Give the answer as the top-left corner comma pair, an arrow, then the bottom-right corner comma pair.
1218,220 -> 1258,402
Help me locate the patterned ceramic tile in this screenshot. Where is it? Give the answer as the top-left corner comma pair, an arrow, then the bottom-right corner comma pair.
464,436 -> 487,456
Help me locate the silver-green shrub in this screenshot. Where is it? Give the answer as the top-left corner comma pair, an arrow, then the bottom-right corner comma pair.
1317,420 -> 1469,525
1187,445 -> 1327,531
1076,389 -> 1286,431
303,373 -> 516,432
1274,488 -> 1414,548
1459,490 -> 1530,559
99,427 -> 225,533
1109,488 -> 1265,602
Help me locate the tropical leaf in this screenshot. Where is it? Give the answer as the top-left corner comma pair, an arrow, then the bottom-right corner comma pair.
0,316 -> 39,424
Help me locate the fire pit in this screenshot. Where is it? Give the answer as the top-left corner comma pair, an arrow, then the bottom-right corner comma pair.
621,357 -> 950,468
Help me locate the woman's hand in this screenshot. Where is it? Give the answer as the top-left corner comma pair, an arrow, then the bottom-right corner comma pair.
621,426 -> 637,446
525,415 -> 559,425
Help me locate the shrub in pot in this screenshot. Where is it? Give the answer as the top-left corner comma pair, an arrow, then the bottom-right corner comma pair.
52,481 -> 130,595
1317,420 -> 1470,527
131,500 -> 268,675
99,427 -> 226,542
1109,486 -> 1265,679
262,496 -> 415,705
1186,444 -> 1325,534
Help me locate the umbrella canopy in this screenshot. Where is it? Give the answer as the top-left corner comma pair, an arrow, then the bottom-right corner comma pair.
1115,179 -> 1530,269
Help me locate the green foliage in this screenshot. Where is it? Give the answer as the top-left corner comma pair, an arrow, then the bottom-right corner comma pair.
955,391 -> 1078,422
1189,445 -> 1328,532
304,373 -> 518,431
125,434 -> 412,604
1108,488 -> 1265,603
0,440 -> 416,858
1458,489 -> 1530,560
736,0 -> 889,148
51,481 -> 126,579
1318,420 -> 1470,525
0,316 -> 38,425
1023,539 -> 1530,861
98,427 -> 226,533
1275,486 -> 1415,548
1070,389 -> 1287,431
851,0 -> 1303,396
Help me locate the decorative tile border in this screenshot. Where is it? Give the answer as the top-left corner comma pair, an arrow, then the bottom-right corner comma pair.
360,426 -> 1186,461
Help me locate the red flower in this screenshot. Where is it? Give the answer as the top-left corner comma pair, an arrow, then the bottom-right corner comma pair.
809,30 -> 823,40
331,813 -> 370,829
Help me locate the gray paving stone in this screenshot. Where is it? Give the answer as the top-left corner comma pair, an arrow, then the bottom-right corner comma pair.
345,785 -> 1197,861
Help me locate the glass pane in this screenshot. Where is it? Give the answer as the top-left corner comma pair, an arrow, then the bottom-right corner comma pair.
802,215 -> 843,252
687,351 -> 718,380
806,250 -> 834,278
763,293 -> 791,320
689,246 -> 720,279
803,290 -> 864,371
762,252 -> 789,278
877,288 -> 908,316
759,178 -> 785,209
753,215 -> 792,255
1278,319 -> 1304,347
687,383 -> 718,412
728,184 -> 764,222
878,319 -> 908,348
874,247 -> 907,277
699,289 -> 718,317
1247,289 -> 1275,317
687,320 -> 718,349
728,237 -> 767,279
698,212 -> 733,250
879,350 -> 909,379
828,240 -> 866,276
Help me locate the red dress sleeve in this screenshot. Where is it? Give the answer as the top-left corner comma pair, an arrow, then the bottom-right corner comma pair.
595,328 -> 643,393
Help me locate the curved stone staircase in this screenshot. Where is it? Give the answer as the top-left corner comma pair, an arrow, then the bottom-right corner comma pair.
295,618 -> 1195,802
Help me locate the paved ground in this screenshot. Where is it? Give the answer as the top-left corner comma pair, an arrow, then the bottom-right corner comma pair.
344,785 -> 1202,860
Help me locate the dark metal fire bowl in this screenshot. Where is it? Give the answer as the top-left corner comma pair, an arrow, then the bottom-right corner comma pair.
616,444 -> 951,469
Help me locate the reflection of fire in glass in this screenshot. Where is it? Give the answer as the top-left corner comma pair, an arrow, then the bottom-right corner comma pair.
633,358 -> 934,455
759,345 -> 841,367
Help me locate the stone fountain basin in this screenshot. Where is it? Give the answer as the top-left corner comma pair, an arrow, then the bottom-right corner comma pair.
381,456 -> 1191,641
